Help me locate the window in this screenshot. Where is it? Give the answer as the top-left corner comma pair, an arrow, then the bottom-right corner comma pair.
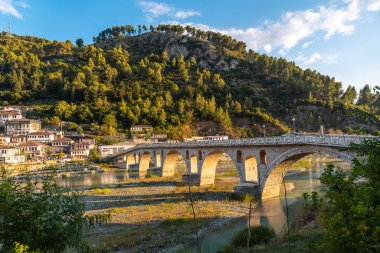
260,150 -> 267,164
237,150 -> 242,163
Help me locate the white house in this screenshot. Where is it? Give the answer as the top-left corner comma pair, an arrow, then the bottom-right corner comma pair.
70,142 -> 95,158
0,109 -> 22,123
0,135 -> 11,144
19,141 -> 47,160
5,119 -> 41,135
98,142 -> 135,157
27,131 -> 55,143
51,137 -> 74,153
0,145 -> 25,164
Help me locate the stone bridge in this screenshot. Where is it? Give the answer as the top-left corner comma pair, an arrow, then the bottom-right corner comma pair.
112,134 -> 375,199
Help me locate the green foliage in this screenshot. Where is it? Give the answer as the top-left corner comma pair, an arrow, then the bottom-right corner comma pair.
93,187 -> 111,195
0,173 -> 102,252
315,139 -> 380,252
226,225 -> 275,250
227,193 -> 254,203
1,25 -> 379,138
10,242 -> 41,253
76,38 -> 84,48
89,148 -> 101,162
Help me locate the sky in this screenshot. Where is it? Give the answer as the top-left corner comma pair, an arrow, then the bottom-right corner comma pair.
1,0 -> 380,91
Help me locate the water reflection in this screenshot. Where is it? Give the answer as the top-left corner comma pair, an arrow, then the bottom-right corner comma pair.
54,156 -> 350,252
55,169 -> 130,188
199,157 -> 351,252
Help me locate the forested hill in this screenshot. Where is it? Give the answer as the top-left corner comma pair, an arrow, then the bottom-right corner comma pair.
0,24 -> 379,139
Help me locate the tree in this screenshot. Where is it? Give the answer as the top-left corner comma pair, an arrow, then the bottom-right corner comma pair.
75,38 -> 84,48
89,148 -> 101,162
0,172 -> 110,252
315,139 -> 380,252
54,101 -> 74,120
341,85 -> 357,104
357,84 -> 374,106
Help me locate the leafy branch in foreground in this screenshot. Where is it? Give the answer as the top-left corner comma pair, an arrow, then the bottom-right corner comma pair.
0,172 -> 111,252
309,139 -> 380,252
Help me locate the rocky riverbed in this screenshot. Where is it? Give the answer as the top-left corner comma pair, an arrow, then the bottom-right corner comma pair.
83,175 -> 249,253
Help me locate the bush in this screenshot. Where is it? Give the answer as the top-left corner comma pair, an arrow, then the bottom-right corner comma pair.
227,193 -> 254,203
0,174 -> 109,252
93,187 -> 111,195
231,225 -> 275,248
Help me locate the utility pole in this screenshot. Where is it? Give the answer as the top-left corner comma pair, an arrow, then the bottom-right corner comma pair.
292,117 -> 296,133
263,124 -> 266,138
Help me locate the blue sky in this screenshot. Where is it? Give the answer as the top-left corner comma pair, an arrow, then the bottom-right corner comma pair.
1,0 -> 380,91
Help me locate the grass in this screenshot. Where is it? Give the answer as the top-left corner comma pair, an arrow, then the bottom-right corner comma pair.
227,193 -> 254,203
216,228 -> 326,253
84,179 -> 248,252
252,229 -> 325,253
290,160 -> 312,170
92,187 -> 112,195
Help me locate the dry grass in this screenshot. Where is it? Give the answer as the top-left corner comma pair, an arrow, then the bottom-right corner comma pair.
84,175 -> 248,252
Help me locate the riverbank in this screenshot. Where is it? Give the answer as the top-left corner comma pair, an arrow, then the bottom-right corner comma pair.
83,176 -> 249,252
216,225 -> 325,253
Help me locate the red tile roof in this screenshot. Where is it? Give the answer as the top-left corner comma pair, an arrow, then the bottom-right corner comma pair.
19,141 -> 46,147
52,137 -> 74,143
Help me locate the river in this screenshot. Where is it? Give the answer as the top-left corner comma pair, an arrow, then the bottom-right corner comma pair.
53,157 -> 350,253
198,157 -> 351,252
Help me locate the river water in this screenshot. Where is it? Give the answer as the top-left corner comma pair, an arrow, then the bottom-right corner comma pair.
199,158 -> 351,252
53,157 -> 350,252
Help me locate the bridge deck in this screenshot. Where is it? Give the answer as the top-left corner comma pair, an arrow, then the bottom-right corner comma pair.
113,134 -> 376,158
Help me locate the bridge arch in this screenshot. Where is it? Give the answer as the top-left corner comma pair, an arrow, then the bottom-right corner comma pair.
261,147 -> 354,199
162,150 -> 188,177
138,151 -> 153,178
126,153 -> 136,167
199,150 -> 240,186
245,155 -> 259,182
190,154 -> 198,173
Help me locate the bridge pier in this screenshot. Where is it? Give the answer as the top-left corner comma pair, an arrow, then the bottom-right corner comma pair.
182,173 -> 200,185
233,182 -> 261,200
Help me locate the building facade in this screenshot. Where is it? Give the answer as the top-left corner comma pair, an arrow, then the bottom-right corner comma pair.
5,119 -> 41,135
27,131 -> 55,143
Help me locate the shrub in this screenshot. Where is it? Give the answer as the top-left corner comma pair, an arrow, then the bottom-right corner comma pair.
231,225 -> 275,248
227,193 -> 254,203
93,187 -> 111,195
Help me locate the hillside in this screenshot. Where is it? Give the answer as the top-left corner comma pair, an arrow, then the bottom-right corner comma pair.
0,25 -> 379,139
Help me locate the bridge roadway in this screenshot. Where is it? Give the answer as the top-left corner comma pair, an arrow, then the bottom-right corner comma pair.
113,134 -> 376,199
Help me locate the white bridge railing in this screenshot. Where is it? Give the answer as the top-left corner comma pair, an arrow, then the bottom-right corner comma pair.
114,134 -> 378,157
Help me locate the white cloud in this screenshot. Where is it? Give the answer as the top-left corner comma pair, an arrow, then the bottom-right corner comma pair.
302,41 -> 313,48
295,53 -> 339,67
174,10 -> 200,19
217,0 -> 363,53
296,53 -> 322,65
139,1 -> 172,22
324,54 -> 339,65
180,0 -> 380,55
278,49 -> 287,55
367,0 -> 380,11
138,1 -> 200,22
14,0 -> 29,8
0,0 -> 23,19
